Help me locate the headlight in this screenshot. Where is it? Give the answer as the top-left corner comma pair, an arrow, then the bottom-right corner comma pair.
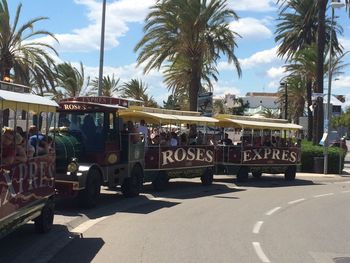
67,161 -> 78,173
107,153 -> 118,164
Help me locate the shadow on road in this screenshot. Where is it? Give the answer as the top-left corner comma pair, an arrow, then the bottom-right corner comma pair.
143,180 -> 245,200
0,224 -> 77,263
214,174 -> 322,188
48,236 -> 105,263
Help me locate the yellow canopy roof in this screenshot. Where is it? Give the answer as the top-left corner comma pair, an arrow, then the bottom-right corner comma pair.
119,107 -> 218,125
215,114 -> 302,130
0,89 -> 58,113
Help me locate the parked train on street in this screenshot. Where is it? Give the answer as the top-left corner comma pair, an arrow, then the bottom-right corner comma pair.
214,114 -> 302,182
119,106 -> 218,191
0,81 -> 58,238
54,96 -> 144,207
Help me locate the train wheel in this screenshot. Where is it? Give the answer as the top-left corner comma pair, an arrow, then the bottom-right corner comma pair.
34,199 -> 54,233
122,164 -> 143,197
152,172 -> 169,191
237,166 -> 249,182
201,168 -> 214,185
252,171 -> 262,179
284,166 -> 296,181
78,169 -> 101,208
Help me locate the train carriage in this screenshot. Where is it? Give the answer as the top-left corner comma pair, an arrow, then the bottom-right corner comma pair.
215,114 -> 302,182
0,81 -> 58,238
119,106 -> 218,191
55,96 -> 144,208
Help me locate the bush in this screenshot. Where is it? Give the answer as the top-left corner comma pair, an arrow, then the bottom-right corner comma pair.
301,140 -> 345,174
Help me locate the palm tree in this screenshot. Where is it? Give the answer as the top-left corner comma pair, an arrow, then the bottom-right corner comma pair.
0,0 -> 58,89
135,0 -> 241,111
277,76 -> 306,124
90,74 -> 120,96
283,46 -> 317,132
276,0 -> 344,143
163,94 -> 181,110
213,98 -> 226,115
261,108 -> 280,119
55,62 -> 90,99
275,0 -> 343,143
121,78 -> 158,107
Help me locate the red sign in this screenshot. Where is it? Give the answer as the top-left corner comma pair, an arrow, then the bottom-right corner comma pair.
60,96 -> 129,107
145,146 -> 215,170
241,147 -> 300,165
0,156 -> 55,220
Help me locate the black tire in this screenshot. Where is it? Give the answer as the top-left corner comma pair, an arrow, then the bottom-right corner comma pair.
201,168 -> 214,185
285,166 -> 296,181
252,171 -> 262,179
237,166 -> 249,182
78,169 -> 101,208
34,199 -> 54,233
152,172 -> 169,192
122,164 -> 143,197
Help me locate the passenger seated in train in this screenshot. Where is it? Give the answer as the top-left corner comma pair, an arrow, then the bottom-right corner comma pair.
15,132 -> 27,162
179,132 -> 188,146
263,136 -> 272,147
188,126 -> 197,145
170,132 -> 178,146
28,125 -> 47,155
1,127 -> 16,165
220,133 -> 233,145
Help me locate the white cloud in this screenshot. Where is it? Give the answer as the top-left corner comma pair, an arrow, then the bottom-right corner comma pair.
266,66 -> 285,79
240,46 -> 282,69
332,76 -> 350,90
83,62 -> 168,104
340,37 -> 350,51
212,83 -> 241,98
39,0 -> 155,53
228,0 -> 276,12
230,17 -> 273,40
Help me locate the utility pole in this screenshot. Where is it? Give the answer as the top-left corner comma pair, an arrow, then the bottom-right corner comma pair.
98,0 -> 107,96
284,83 -> 288,120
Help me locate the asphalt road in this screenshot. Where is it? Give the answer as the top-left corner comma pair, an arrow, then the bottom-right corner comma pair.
1,174 -> 350,263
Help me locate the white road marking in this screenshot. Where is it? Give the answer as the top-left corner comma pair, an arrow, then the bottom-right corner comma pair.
71,216 -> 108,234
288,198 -> 305,205
253,221 -> 264,234
252,242 -> 271,263
313,193 -> 334,198
265,206 -> 281,216
341,190 -> 350,193
150,197 -> 166,201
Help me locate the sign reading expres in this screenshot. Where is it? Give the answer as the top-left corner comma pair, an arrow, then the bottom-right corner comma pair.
0,158 -> 55,214
160,146 -> 214,169
242,147 -> 300,165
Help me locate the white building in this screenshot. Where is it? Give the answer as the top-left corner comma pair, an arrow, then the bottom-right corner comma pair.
241,92 -> 280,116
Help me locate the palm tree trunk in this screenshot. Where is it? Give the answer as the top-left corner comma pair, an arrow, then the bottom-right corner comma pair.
189,63 -> 201,112
313,0 -> 327,145
306,80 -> 313,141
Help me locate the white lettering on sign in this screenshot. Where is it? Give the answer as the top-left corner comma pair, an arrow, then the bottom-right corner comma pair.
161,148 -> 214,166
0,161 -> 55,208
242,148 -> 298,163
63,104 -> 87,111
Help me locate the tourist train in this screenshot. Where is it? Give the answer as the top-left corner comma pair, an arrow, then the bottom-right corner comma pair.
0,81 -> 301,238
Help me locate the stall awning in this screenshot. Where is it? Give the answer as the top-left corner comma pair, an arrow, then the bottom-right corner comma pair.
218,117 -> 303,130
119,110 -> 218,125
0,90 -> 58,113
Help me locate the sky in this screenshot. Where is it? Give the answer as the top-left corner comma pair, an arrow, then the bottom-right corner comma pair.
7,0 -> 350,106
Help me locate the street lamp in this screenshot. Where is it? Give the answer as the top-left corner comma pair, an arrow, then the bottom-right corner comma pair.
98,0 -> 107,96
280,82 -> 288,120
324,0 -> 345,174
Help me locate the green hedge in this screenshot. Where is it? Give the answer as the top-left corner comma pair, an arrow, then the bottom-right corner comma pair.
301,140 -> 345,174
